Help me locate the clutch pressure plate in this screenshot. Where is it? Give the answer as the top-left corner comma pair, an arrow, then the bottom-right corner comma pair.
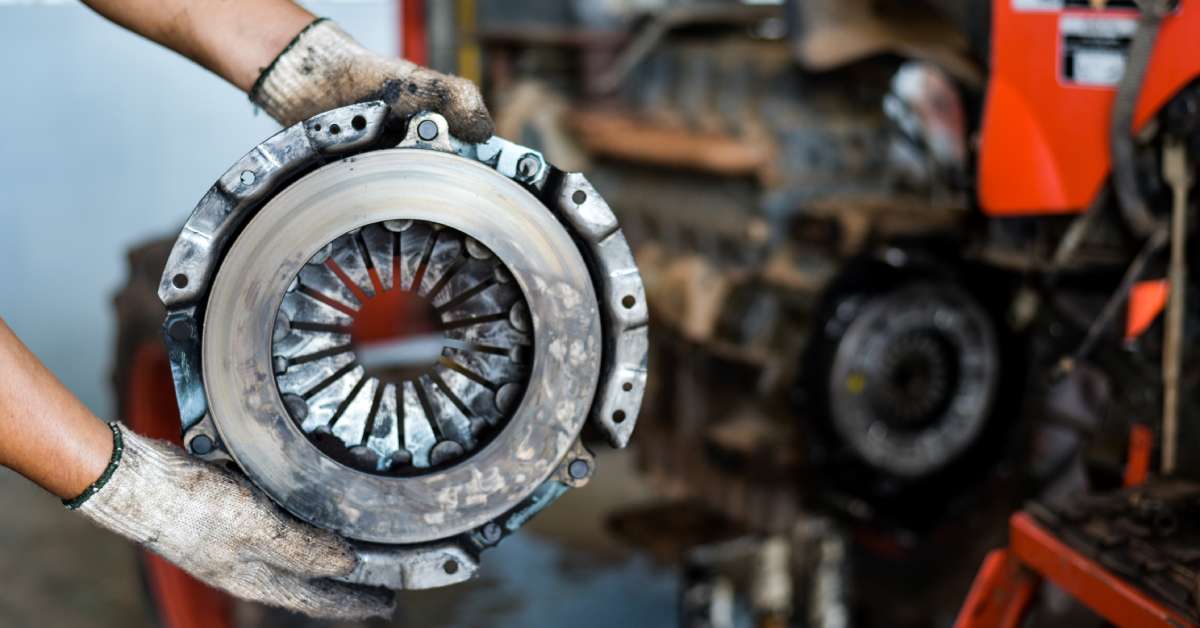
157,103 -> 647,589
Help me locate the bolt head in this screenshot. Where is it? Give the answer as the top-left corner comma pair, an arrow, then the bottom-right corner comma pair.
516,154 -> 541,179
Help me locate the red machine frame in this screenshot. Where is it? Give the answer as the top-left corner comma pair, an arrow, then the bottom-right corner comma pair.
955,513 -> 1196,627
979,0 -> 1200,215
125,343 -> 234,628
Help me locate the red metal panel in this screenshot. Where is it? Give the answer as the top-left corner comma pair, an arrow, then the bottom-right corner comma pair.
1126,279 -> 1169,340
979,0 -> 1200,216
1123,423 -> 1154,487
401,0 -> 428,66
126,343 -> 235,628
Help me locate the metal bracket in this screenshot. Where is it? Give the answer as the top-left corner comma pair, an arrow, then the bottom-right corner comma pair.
546,172 -> 649,447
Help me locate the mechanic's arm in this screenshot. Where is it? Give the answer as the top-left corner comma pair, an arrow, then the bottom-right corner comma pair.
82,0 -> 493,141
0,318 -> 113,499
0,317 -> 392,619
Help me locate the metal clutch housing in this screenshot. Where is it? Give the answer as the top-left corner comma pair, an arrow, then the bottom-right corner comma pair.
157,103 -> 647,589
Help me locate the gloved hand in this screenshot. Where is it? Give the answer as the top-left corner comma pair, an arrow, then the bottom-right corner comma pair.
70,423 -> 394,620
251,18 -> 493,143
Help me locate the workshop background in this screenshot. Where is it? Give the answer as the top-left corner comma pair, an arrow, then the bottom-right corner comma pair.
4,0 -> 1200,626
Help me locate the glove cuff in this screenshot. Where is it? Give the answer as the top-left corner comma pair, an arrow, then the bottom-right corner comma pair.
251,18 -> 375,126
72,424 -> 204,547
63,422 -> 124,510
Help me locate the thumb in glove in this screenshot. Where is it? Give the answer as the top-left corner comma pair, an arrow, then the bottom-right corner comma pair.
251,18 -> 493,143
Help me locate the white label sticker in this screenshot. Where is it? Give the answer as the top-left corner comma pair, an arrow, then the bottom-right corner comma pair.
1060,15 -> 1138,38
1014,0 -> 1063,11
1060,15 -> 1137,87
1018,0 -> 1143,10
1072,49 -> 1127,85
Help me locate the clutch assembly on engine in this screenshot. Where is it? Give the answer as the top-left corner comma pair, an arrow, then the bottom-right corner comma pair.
156,102 -> 647,589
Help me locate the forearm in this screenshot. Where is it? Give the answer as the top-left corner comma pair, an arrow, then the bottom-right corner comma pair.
0,317 -> 113,499
81,0 -> 314,92
0,319 -> 388,617
83,0 -> 493,141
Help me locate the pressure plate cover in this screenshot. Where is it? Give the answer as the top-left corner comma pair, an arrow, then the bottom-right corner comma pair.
157,103 -> 647,589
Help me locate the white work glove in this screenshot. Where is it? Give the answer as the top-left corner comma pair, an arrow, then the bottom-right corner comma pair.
251,18 -> 494,142
69,423 -> 394,620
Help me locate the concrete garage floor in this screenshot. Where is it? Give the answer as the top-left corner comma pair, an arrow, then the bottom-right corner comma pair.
0,468 -> 150,628
0,448 -> 676,628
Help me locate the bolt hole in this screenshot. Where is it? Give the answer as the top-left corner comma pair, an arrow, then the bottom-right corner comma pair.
329,123 -> 341,135
622,382 -> 633,392
613,410 -> 626,423
312,123 -> 322,131
351,115 -> 367,131
571,190 -> 587,205
621,295 -> 636,309
172,273 -> 189,289
443,559 -> 459,575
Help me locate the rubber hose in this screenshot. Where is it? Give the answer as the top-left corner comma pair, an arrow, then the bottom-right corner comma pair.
1110,3 -> 1168,238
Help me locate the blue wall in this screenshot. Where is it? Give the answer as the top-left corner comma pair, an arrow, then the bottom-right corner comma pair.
0,1 -> 398,417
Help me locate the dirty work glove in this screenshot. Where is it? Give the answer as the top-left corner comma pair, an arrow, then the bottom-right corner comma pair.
67,423 -> 394,620
251,18 -> 493,142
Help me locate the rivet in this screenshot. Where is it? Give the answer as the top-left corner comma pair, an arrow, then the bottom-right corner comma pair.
417,119 -> 439,141
508,302 -> 530,332
464,237 -> 492,260
190,434 -> 214,455
168,319 -> 193,342
494,382 -> 521,414
282,393 -> 309,421
383,219 -> 413,233
481,523 -> 503,544
568,458 -> 591,480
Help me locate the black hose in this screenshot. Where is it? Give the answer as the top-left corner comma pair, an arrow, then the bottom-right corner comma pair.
1110,1 -> 1172,238
1074,224 -> 1168,361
